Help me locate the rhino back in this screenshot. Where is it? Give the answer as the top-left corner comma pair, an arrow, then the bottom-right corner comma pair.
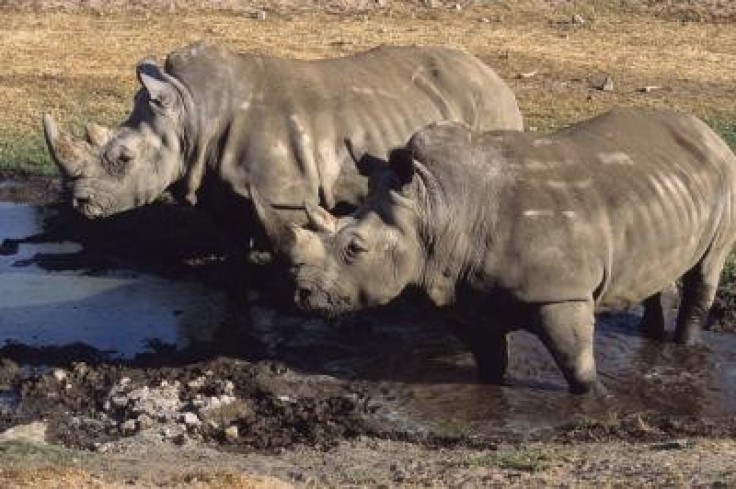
166,43 -> 522,213
414,110 -> 736,309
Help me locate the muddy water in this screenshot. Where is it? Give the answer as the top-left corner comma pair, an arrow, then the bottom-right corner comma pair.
3,201 -> 736,441
248,294 -> 736,440
0,202 -> 228,358
358,322 -> 736,439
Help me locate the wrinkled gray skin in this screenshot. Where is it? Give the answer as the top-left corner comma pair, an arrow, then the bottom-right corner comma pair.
254,109 -> 736,394
43,42 -> 522,230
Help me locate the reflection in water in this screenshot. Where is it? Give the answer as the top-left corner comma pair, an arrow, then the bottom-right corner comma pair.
0,202 -> 228,358
287,303 -> 736,439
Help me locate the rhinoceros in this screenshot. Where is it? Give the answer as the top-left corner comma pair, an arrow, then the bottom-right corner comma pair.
43,42 -> 522,240
252,108 -> 736,394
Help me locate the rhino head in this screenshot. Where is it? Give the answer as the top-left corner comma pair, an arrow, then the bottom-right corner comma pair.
252,149 -> 425,316
43,60 -> 194,219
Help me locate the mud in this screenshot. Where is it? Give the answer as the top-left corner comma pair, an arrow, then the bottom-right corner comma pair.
2,175 -> 736,469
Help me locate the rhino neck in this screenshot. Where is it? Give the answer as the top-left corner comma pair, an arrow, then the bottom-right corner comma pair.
411,154 -> 509,308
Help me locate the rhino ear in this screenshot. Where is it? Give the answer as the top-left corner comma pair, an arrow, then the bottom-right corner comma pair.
388,147 -> 415,188
136,59 -> 179,112
344,138 -> 385,178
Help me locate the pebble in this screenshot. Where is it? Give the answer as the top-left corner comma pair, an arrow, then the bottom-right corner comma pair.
181,412 -> 201,427
572,13 -> 586,25
52,369 -> 67,382
136,414 -> 154,431
224,425 -> 239,442
590,74 -> 614,91
119,419 -> 137,436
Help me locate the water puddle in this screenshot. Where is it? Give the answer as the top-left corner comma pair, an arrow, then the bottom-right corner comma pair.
3,200 -> 736,441
359,323 -> 736,439
0,202 -> 228,358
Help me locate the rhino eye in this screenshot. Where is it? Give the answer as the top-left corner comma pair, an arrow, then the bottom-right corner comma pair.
344,236 -> 369,262
119,147 -> 135,163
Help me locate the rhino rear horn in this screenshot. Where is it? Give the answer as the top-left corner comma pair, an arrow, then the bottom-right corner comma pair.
42,114 -> 94,179
304,203 -> 337,234
85,122 -> 112,148
249,185 -> 297,254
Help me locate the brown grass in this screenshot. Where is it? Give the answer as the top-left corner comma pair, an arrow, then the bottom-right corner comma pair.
0,2 -> 734,171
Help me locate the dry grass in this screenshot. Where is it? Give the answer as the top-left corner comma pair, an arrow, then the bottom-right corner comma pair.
0,466 -> 293,488
0,2 -> 735,172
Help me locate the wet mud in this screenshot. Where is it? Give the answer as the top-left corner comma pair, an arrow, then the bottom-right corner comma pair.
3,178 -> 736,454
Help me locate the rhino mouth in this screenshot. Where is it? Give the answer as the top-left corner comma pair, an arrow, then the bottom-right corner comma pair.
71,180 -> 120,219
294,284 -> 357,318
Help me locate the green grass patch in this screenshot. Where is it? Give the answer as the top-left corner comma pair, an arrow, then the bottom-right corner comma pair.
0,129 -> 56,176
709,118 -> 736,151
712,254 -> 736,332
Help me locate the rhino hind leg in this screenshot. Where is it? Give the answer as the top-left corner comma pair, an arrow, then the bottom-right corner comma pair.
673,250 -> 730,345
535,301 -> 598,394
637,293 -> 667,340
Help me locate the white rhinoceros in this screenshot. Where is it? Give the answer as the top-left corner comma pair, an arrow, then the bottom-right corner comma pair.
253,108 -> 736,394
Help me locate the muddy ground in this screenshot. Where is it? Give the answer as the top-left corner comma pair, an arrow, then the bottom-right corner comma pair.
2,0 -> 736,486
4,175 -> 736,487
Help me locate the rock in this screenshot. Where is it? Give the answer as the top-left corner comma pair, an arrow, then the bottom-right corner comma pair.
181,412 -> 201,427
254,9 -> 266,21
224,425 -> 239,442
187,376 -> 206,390
590,74 -> 614,91
51,369 -> 67,382
136,414 -> 154,431
110,395 -> 129,410
638,85 -> 662,93
572,13 -> 586,25
516,70 -> 538,79
651,439 -> 692,450
0,421 -> 47,444
119,419 -> 138,436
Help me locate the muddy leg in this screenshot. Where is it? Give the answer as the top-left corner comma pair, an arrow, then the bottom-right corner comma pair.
674,253 -> 728,345
535,301 -> 597,394
637,293 -> 666,340
452,325 -> 509,384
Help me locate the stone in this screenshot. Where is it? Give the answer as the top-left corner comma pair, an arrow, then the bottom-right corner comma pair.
0,421 -> 47,444
224,425 -> 239,442
52,369 -> 67,382
119,419 -> 137,436
590,74 -> 614,91
181,412 -> 201,427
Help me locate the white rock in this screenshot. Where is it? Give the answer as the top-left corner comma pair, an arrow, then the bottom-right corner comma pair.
0,422 -> 47,444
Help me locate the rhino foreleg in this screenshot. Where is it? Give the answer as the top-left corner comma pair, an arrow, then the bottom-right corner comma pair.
674,251 -> 729,345
472,331 -> 509,385
637,293 -> 667,340
535,301 -> 597,394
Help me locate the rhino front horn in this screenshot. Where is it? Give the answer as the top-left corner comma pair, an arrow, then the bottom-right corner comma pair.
42,114 -> 93,179
249,184 -> 298,254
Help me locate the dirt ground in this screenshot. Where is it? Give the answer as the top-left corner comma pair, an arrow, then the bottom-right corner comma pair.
2,0 -> 736,487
